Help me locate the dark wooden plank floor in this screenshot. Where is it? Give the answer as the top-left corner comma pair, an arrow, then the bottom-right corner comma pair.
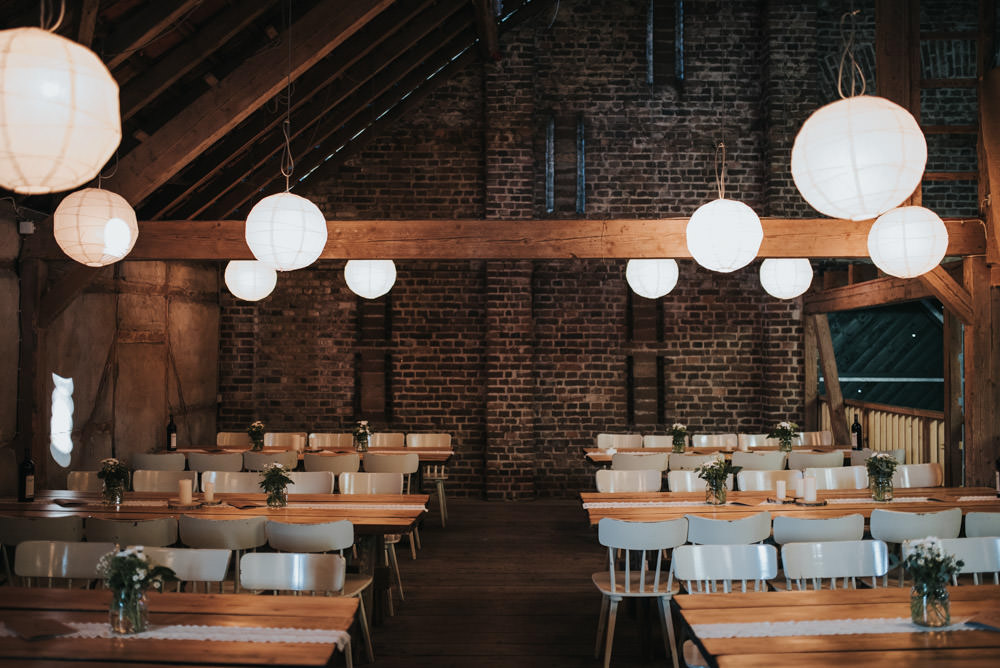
369,498 -> 672,667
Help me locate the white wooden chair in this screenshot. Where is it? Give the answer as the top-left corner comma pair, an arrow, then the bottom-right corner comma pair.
286,471 -> 335,494
201,471 -> 261,494
611,452 -> 669,472
772,514 -> 865,544
132,452 -> 186,471
308,433 -> 354,449
965,512 -> 1000,538
903,537 -> 1000,586
216,431 -> 251,447
406,433 -> 451,527
362,453 -> 420,492
787,451 -> 843,470
871,507 -> 963,585
736,469 -> 802,492
685,512 -> 771,545
370,432 -> 405,448
736,433 -> 776,449
141,547 -> 231,593
671,543 -> 778,593
178,515 -> 267,593
690,434 -> 738,449
781,540 -> 889,589
187,452 -> 242,473
303,453 -> 361,482
264,432 -> 308,451
892,463 -> 943,488
595,469 -> 661,493
0,516 -> 84,584
731,450 -> 786,471
799,430 -> 834,446
666,470 -> 733,493
240,553 -> 353,668
132,469 -> 197,493
592,517 -> 687,668
595,433 -> 643,449
66,470 -> 102,492
641,434 -> 672,448
850,447 -> 905,467
805,465 -> 868,490
243,449 -> 298,472
668,452 -> 722,471
85,517 -> 178,547
14,540 -> 115,587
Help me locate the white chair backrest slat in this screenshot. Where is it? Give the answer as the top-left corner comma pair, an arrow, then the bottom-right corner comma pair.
736,469 -> 802,492
141,547 -> 231,584
370,432 -> 405,449
611,452 -> 669,472
243,450 -> 298,472
66,471 -> 102,492
787,451 -> 844,470
671,544 -> 777,593
686,512 -> 771,545
263,432 -> 307,452
0,516 -> 84,545
595,469 -> 661,493
965,512 -> 1000,538
772,514 -> 865,545
595,433 -> 643,449
132,470 -> 197,493
736,434 -> 776,449
240,552 -> 346,593
667,470 -> 733,493
781,540 -> 889,589
217,432 -> 251,447
132,453 -> 187,471
187,452 -> 243,473
731,450 -> 786,471
870,507 -> 963,544
406,433 -> 451,448
805,465 -> 868,490
308,433 -> 354,449
85,517 -> 178,547
641,434 -> 672,448
178,515 -> 267,551
690,434 -> 738,449
668,453 -> 723,471
286,471 -> 335,494
15,540 -> 116,581
266,519 -> 354,553
903,536 -> 1000,586
201,471 -> 261,494
892,463 -> 943,488
338,472 -> 404,495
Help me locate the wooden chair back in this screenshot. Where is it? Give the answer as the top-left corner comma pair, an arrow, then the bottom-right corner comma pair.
406,433 -> 451,448
595,469 -> 661,493
66,470 -> 101,492
201,471 -> 261,494
243,449 -> 298,472
14,540 -> 115,586
799,430 -> 834,446
263,432 -> 308,452
370,432 -> 405,448
240,552 -> 346,593
308,433 -> 353,449
187,452 -> 242,472
666,470 -> 733,493
338,472 -> 404,495
266,519 -> 354,553
772,514 -> 864,545
672,544 -> 777,593
965,512 -> 1000,538
286,471 -> 335,494
736,469 -> 802,492
611,452 -> 668,472
690,434 -> 738,449
731,450 -> 786,471
787,451 -> 844,470
805,465 -> 867,490
85,517 -> 178,547
597,518 -> 687,595
781,540 -> 889,589
595,433 -> 643,449
216,431 -> 251,447
132,469 -> 197,493
303,453 -> 361,479
685,512 -> 771,545
892,463 -> 943,488
132,452 -> 186,471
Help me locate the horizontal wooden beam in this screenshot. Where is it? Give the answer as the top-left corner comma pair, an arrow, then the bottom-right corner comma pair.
804,274 -> 935,314
23,217 -> 987,262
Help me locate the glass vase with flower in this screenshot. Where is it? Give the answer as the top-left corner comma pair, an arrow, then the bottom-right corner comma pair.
98,458 -> 130,506
695,458 -> 741,505
903,537 -> 963,627
866,452 -> 899,502
353,420 -> 373,452
768,421 -> 799,453
247,420 -> 265,451
260,462 -> 293,508
99,546 -> 176,635
669,422 -> 687,453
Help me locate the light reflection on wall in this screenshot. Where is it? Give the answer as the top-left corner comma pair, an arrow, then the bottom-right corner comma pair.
50,373 -> 74,468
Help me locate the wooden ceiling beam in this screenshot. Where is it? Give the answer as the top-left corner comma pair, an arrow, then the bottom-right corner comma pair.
804,275 -> 933,314
471,0 -> 500,61
918,265 -> 974,324
979,67 -> 1000,270
108,0 -> 393,208
22,218 -> 986,262
119,0 -> 274,121
103,0 -> 202,70
76,0 -> 100,48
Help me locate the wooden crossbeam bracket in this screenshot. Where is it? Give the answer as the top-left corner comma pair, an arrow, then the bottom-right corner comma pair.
918,265 -> 974,325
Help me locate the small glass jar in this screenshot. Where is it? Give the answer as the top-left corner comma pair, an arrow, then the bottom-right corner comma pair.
672,436 -> 685,454
109,588 -> 148,635
102,481 -> 124,506
705,484 -> 726,505
250,436 -> 264,452
910,582 -> 950,627
355,434 -> 370,453
778,438 -> 793,453
266,489 -> 288,508
871,475 -> 894,502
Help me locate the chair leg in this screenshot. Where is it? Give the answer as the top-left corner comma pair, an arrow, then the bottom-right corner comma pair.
408,530 -> 418,560
603,597 -> 620,668
343,637 -> 353,668
414,525 -> 422,551
594,595 -> 609,658
382,546 -> 395,617
355,593 -> 375,663
233,550 -> 241,594
435,479 -> 447,527
387,543 -> 404,601
659,596 -> 679,668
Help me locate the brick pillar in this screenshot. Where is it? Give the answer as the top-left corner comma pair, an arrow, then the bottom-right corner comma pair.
483,34 -> 537,499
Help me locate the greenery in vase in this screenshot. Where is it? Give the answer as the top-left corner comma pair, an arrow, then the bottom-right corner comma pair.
865,452 -> 899,480
767,421 -> 798,447
98,457 -> 130,489
904,536 -> 963,587
99,546 -> 176,633
695,458 -> 741,491
247,420 -> 265,446
669,422 -> 687,445
260,462 -> 293,503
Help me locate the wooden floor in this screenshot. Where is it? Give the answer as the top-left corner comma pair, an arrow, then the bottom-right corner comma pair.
370,498 -> 670,667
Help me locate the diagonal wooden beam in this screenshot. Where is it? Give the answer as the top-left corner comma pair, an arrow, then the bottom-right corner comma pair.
76,0 -> 100,48
471,0 -> 500,61
918,265 -> 974,324
812,313 -> 851,446
103,1 -> 202,70
109,0 -> 393,208
119,0 -> 274,121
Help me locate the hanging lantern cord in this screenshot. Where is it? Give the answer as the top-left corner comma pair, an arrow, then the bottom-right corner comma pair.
836,9 -> 866,99
714,141 -> 726,200
97,152 -> 120,190
280,0 -> 294,191
40,0 -> 66,32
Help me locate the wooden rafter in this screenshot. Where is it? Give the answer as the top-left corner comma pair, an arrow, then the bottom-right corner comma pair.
812,314 -> 851,446
471,0 -> 500,61
103,1 -> 202,70
806,273 -> 935,314
76,0 -> 100,48
108,0 -> 394,208
918,265 -> 974,324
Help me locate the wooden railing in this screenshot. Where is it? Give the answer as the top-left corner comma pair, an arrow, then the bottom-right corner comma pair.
818,396 -> 947,473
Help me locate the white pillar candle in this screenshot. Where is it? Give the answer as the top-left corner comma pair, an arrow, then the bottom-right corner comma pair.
803,476 -> 817,503
792,478 -> 805,498
178,479 -> 193,505
775,480 -> 786,500
203,480 -> 214,503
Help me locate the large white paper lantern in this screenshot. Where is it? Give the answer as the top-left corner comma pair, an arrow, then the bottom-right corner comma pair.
791,96 -> 926,221
245,192 -> 327,271
759,258 -> 813,299
53,188 -> 138,266
686,198 -> 763,272
868,206 -> 948,278
225,260 -> 277,301
626,259 -> 678,299
345,260 -> 396,299
0,27 -> 121,194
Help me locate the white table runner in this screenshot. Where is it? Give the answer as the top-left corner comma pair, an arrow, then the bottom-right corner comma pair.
691,616 -> 975,639
283,502 -> 427,511
583,501 -> 741,509
825,496 -> 931,505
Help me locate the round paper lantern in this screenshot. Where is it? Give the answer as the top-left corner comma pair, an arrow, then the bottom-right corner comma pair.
791,96 -> 926,221
759,258 -> 813,299
53,188 -> 137,266
686,198 -> 763,272
0,28 -> 121,194
225,260 -> 277,301
626,259 -> 678,298
344,260 -> 396,299
245,192 -> 328,271
867,206 -> 948,278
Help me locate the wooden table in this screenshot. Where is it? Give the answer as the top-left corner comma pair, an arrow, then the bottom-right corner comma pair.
584,446 -> 848,465
580,487 -> 1000,524
0,587 -> 356,666
180,446 -> 454,463
673,585 -> 1000,667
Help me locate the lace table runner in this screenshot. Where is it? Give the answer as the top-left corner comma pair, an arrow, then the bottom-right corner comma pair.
283,502 -> 427,511
958,495 -> 998,501
691,616 -> 975,639
825,497 -> 930,505
0,622 -> 349,649
583,501 -> 741,509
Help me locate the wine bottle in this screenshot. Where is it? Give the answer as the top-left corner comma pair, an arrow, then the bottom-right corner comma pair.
850,414 -> 863,450
167,414 -> 178,452
17,453 -> 35,502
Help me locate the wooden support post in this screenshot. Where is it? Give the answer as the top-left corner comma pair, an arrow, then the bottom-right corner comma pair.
811,314 -> 851,446
961,256 -> 999,487
15,259 -> 43,484
942,310 -> 963,485
803,315 -> 819,431
876,0 -> 921,204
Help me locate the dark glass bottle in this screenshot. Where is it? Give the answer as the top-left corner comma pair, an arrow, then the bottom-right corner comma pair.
18,453 -> 35,502
851,415 -> 863,450
167,414 -> 178,451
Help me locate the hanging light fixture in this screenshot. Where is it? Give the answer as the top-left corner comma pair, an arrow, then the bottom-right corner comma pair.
759,259 -> 813,299
0,9 -> 120,194
791,11 -> 926,221
225,260 -> 278,301
345,260 -> 396,299
625,259 -> 678,299
244,3 -> 327,272
53,187 -> 137,266
867,206 -> 948,278
686,142 -> 763,273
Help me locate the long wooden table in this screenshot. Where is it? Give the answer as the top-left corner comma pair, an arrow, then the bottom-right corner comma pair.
0,587 -> 356,666
585,446 -> 849,465
673,585 -> 1000,667
581,487 -> 1000,524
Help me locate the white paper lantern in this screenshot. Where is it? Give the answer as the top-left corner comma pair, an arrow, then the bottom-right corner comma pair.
791,96 -> 926,221
759,258 -> 813,299
868,206 -> 948,278
53,188 -> 138,266
345,260 -> 396,299
626,259 -> 678,299
0,28 -> 121,194
225,260 -> 277,301
245,192 -> 328,271
686,198 -> 763,272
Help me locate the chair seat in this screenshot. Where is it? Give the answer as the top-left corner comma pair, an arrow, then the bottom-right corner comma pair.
591,571 -> 678,597
343,573 -> 373,599
385,534 -> 402,544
